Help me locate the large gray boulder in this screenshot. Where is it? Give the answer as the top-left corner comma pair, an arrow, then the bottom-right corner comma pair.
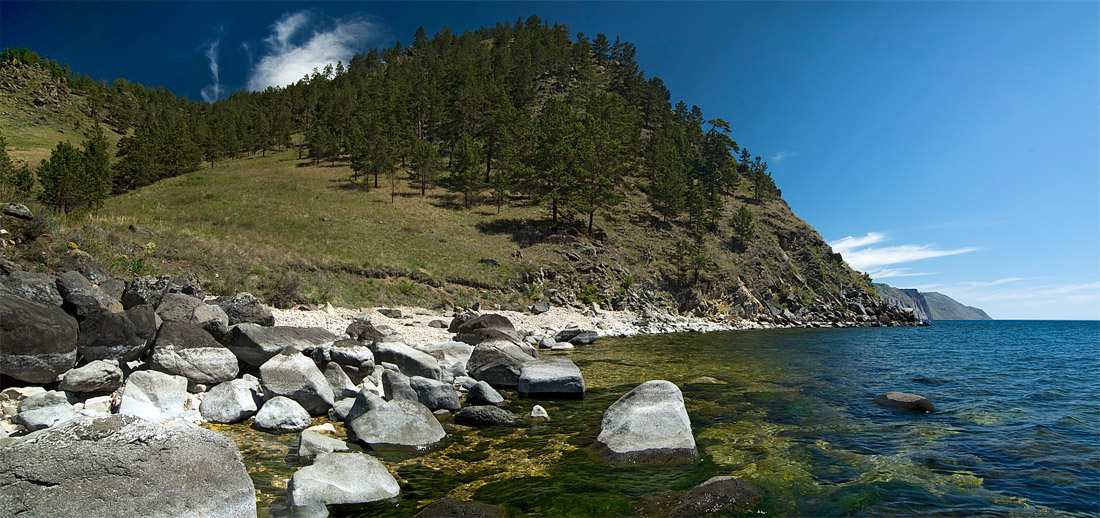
77,304 -> 157,362
307,338 -> 375,370
594,380 -> 698,465
466,341 -> 534,388
0,415 -> 256,517
260,347 -> 335,416
15,390 -> 77,431
297,430 -> 349,458
56,270 -> 124,319
200,377 -> 262,423
253,396 -> 312,431
58,359 -> 123,393
344,389 -> 385,424
0,293 -> 78,384
217,292 -> 274,326
372,341 -> 442,380
155,292 -> 204,324
347,398 -> 446,450
324,362 -> 358,399
3,270 -> 63,306
223,323 -> 338,366
287,452 -> 400,516
518,359 -> 585,397
873,392 -> 936,413
118,370 -> 188,424
190,302 -> 230,340
381,369 -> 419,402
150,322 -> 239,384
454,405 -> 517,427
453,313 -> 517,345
466,380 -> 505,406
409,376 -> 462,411
417,341 -> 473,370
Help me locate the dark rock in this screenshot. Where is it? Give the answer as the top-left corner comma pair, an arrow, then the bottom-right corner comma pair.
2,202 -> 33,219
409,376 -> 462,411
669,476 -> 763,517
344,389 -> 385,423
118,370 -> 188,424
287,452 -> 400,515
454,405 -> 517,427
873,392 -> 936,413
3,270 -> 63,306
57,270 -> 123,319
454,313 -> 518,344
217,292 -> 274,326
324,362 -> 358,399
59,250 -> 109,285
190,303 -> 230,339
466,380 -> 505,406
530,301 -> 550,315
447,311 -> 479,333
77,305 -> 156,363
307,338 -> 374,371
297,430 -> 349,458
58,359 -> 123,393
0,415 -> 256,517
253,396 -> 312,431
459,328 -> 524,346
15,390 -> 76,431
466,341 -> 534,388
594,380 -> 698,465
223,323 -> 338,366
200,377 -> 262,423
378,308 -> 402,318
98,278 -> 126,301
346,398 -> 446,450
415,497 -> 507,518
149,322 -> 238,384
330,398 -> 355,421
259,347 -> 335,416
372,341 -> 442,380
346,319 -> 388,342
555,328 -> 599,345
518,359 -> 584,398
0,293 -> 78,383
155,292 -> 204,324
121,275 -> 171,309
382,369 -> 418,402
428,319 -> 447,328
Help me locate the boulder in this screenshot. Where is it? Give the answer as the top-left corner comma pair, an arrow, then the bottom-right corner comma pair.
873,392 -> 936,413
466,380 -> 505,406
377,308 -> 403,318
77,305 -> 156,362
324,362 -> 358,399
150,322 -> 238,384
260,347 -> 335,416
466,341 -> 534,388
121,275 -> 171,310
223,323 -> 338,366
56,270 -> 123,319
58,359 -> 123,393
3,271 -> 63,306
594,380 -> 698,465
428,319 -> 447,328
346,319 -> 389,342
200,377 -> 262,423
287,452 -> 400,515
669,476 -> 763,517
344,389 -> 385,424
2,202 -> 33,219
0,294 -> 78,384
347,398 -> 446,450
190,302 -> 230,339
417,341 -> 474,370
454,313 -> 518,345
447,311 -> 479,333
330,398 -> 355,421
58,249 -> 109,285
155,292 -> 204,324
409,376 -> 462,411
118,370 -> 188,424
529,405 -> 549,421
298,429 -> 350,458
454,405 -> 517,427
415,497 -> 506,518
217,292 -> 274,326
381,369 -> 419,402
518,359 -> 585,398
253,396 -> 312,431
307,338 -> 375,372
0,415 -> 256,517
555,328 -> 599,345
372,341 -> 442,380
15,390 -> 76,431
530,301 -> 551,315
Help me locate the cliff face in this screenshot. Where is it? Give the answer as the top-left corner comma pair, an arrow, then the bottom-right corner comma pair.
874,283 -> 991,320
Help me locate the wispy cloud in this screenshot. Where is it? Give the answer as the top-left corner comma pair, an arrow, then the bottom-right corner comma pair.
199,27 -> 225,103
829,232 -> 979,272
247,11 -> 377,91
865,267 -> 935,279
770,150 -> 801,162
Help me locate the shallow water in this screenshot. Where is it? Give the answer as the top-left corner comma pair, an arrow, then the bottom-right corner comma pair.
229,320 -> 1100,517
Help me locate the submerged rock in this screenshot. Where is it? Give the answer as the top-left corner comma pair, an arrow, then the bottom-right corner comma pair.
670,476 -> 763,517
287,452 -> 400,516
594,380 -> 698,465
873,392 -> 936,413
454,405 -> 517,427
347,398 -> 446,450
415,497 -> 506,518
518,358 -> 584,397
297,429 -> 349,458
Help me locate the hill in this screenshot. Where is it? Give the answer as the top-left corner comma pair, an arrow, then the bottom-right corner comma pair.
0,23 -> 920,326
874,283 -> 991,320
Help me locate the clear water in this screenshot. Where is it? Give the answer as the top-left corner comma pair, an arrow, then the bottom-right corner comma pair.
232,320 -> 1100,517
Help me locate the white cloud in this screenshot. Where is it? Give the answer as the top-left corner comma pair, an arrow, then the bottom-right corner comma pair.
829,232 -> 978,272
247,11 -> 377,91
200,31 -> 224,103
863,267 -> 934,279
830,232 -> 888,255
770,150 -> 801,162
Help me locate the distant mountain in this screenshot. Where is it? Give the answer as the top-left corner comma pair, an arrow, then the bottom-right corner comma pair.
874,283 -> 991,321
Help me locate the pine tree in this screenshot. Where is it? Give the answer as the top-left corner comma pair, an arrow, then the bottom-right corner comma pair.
409,137 -> 441,196
449,133 -> 483,209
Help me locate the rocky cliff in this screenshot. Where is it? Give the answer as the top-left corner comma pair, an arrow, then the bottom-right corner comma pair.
874,283 -> 991,321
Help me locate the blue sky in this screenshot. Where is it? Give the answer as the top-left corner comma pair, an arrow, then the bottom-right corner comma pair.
2,2 -> 1097,319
